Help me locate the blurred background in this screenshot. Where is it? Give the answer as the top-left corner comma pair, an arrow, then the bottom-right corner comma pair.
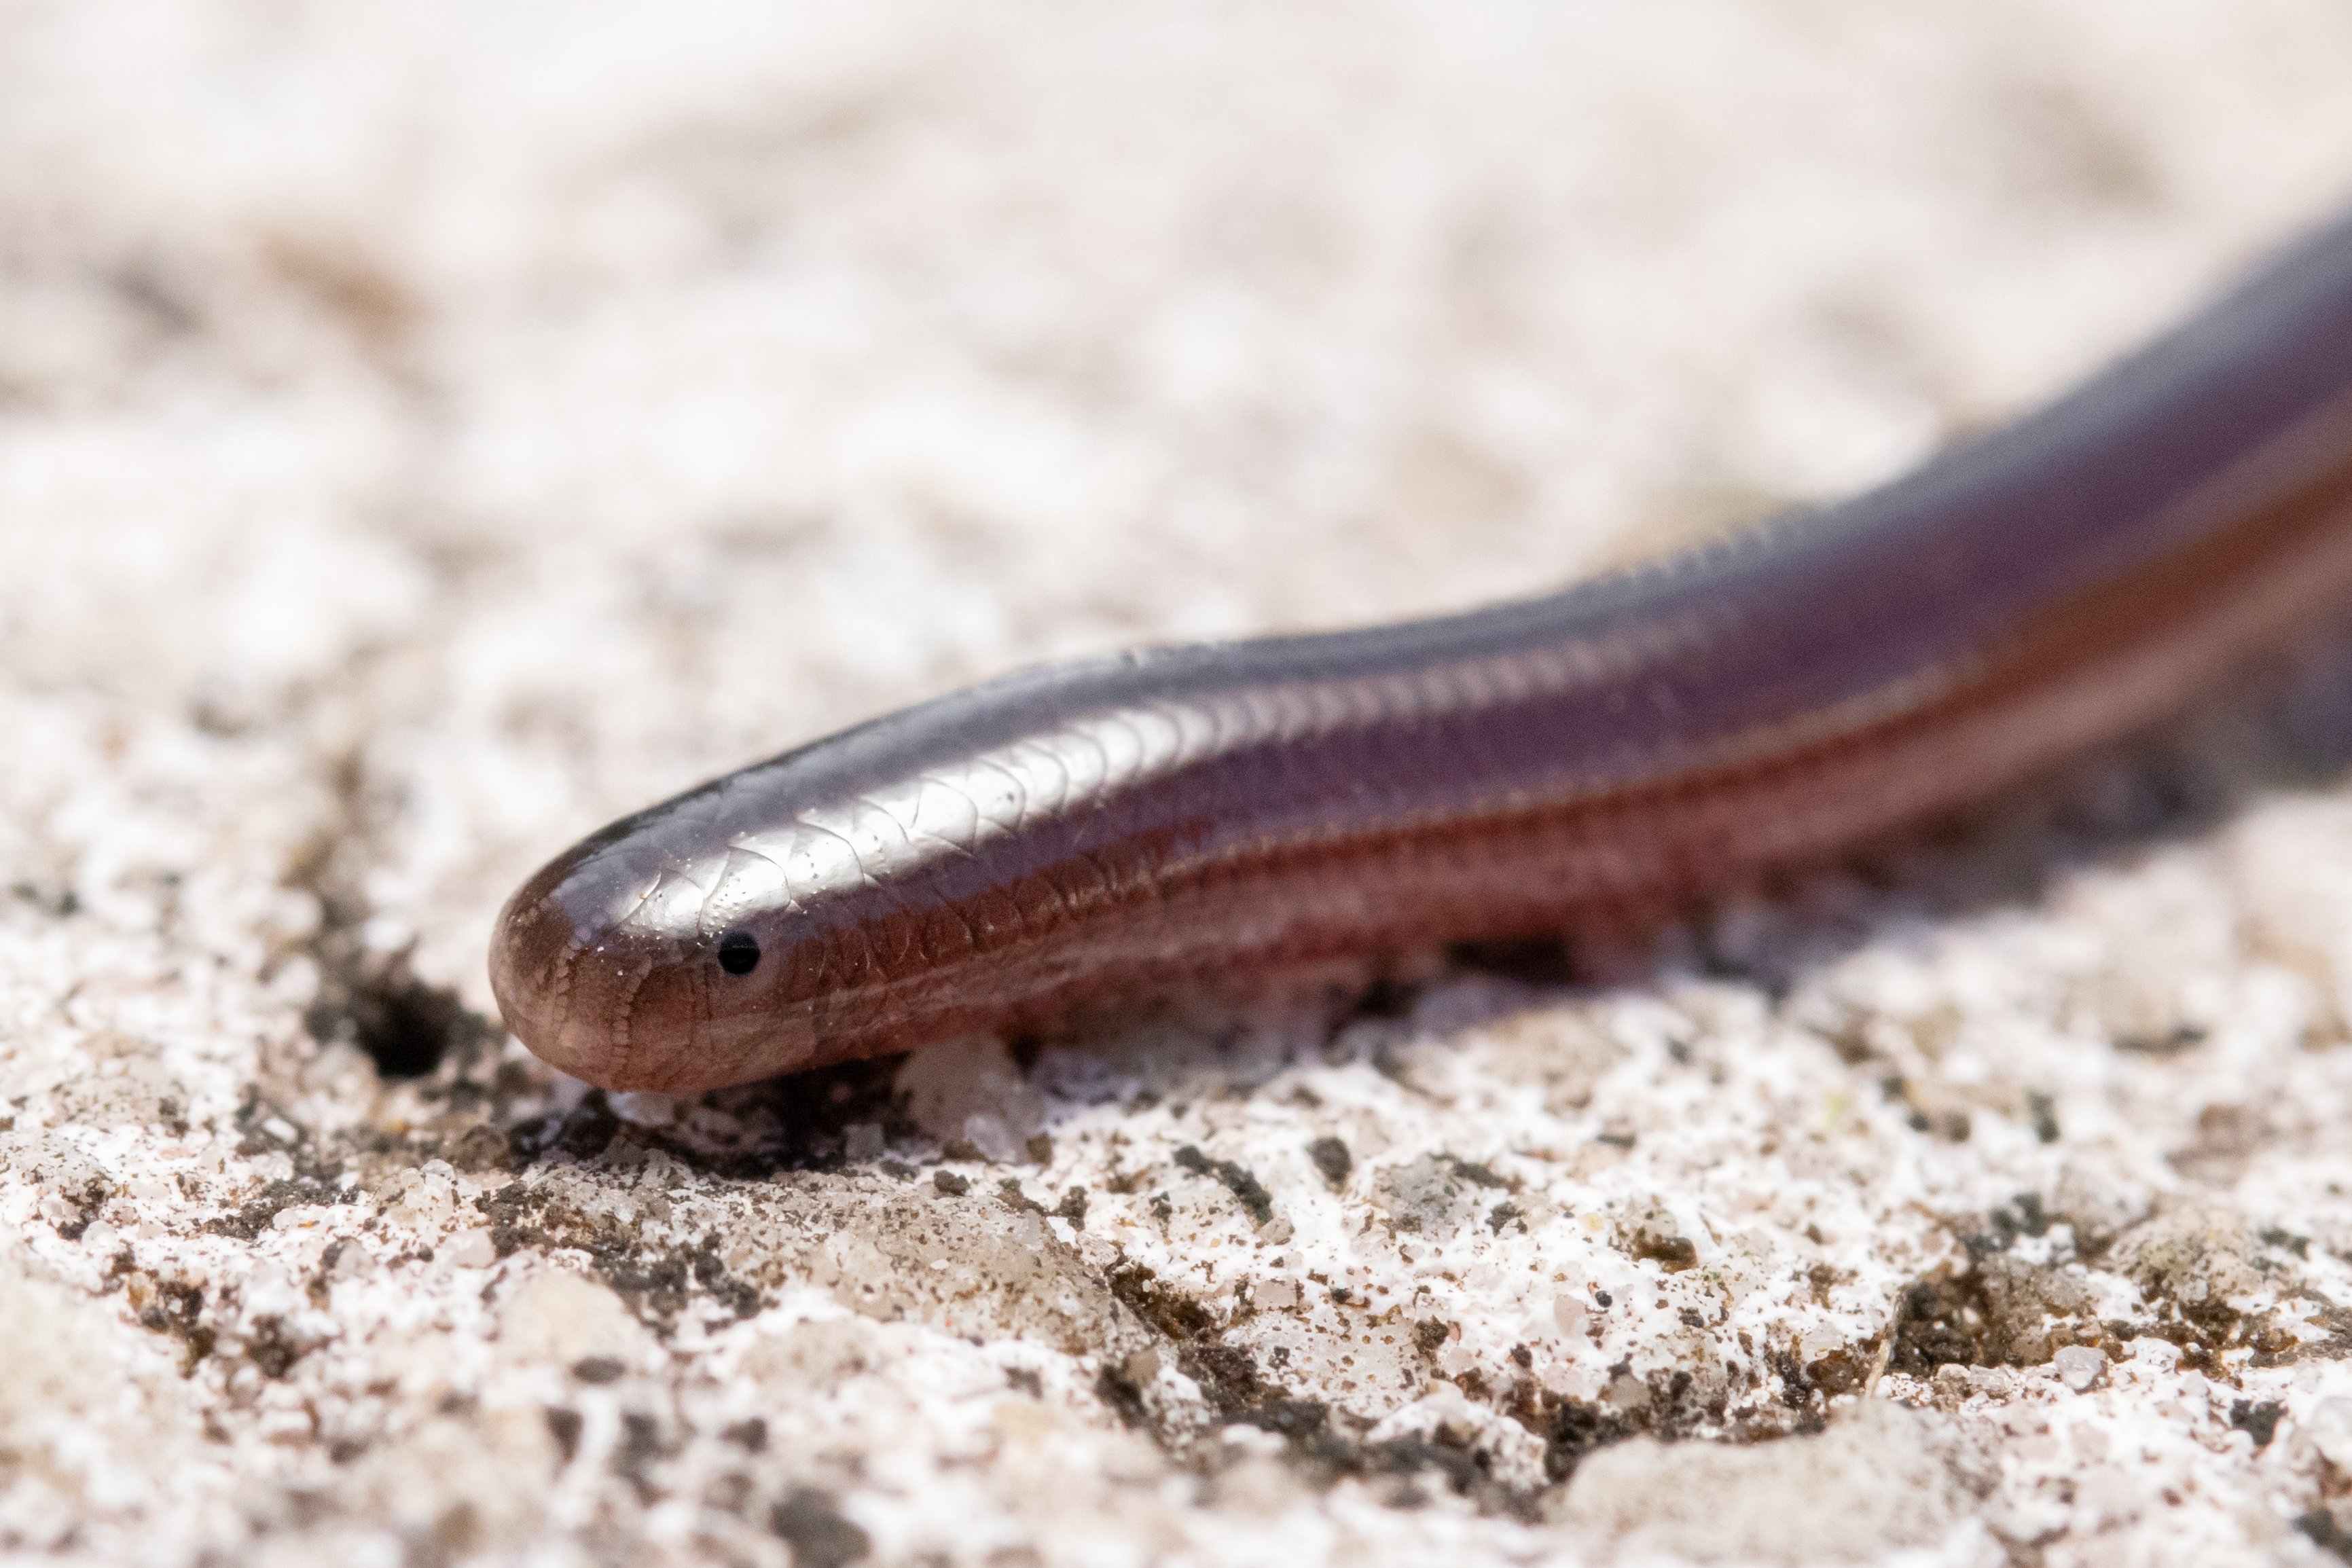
5,0 -> 2352,1025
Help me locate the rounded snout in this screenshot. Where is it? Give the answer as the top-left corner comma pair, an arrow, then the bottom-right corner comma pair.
488,862 -> 655,1089
488,850 -> 825,1093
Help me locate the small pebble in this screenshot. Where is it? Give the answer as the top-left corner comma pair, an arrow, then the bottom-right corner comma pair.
2054,1346 -> 2107,1393
442,1228 -> 498,1269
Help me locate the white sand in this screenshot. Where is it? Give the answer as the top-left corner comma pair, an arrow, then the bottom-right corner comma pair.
10,2 -> 2352,1563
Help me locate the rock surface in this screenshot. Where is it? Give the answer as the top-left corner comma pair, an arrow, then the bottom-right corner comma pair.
10,2 -> 2352,1564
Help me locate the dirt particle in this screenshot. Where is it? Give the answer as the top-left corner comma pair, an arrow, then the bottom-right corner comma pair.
201,1175 -> 352,1241
1308,1136 -> 1352,1186
1504,1384 -> 1641,1484
2230,1399 -> 2283,1447
1446,1158 -> 1505,1189
244,1315 -> 307,1379
770,1488 -> 871,1568
691,1231 -> 763,1319
1629,1232 -> 1698,1273
1172,1145 -> 1274,1224
1106,1260 -> 1216,1341
1180,1343 -> 1263,1415
1095,1362 -> 1151,1427
2297,1508 -> 2352,1563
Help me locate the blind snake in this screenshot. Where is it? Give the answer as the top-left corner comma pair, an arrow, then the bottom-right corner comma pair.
490,208 -> 2352,1094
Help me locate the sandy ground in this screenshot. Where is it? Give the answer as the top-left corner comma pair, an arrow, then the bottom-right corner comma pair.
10,2 -> 2352,1563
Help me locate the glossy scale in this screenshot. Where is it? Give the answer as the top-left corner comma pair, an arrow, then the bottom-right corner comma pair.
492,210 -> 2352,1093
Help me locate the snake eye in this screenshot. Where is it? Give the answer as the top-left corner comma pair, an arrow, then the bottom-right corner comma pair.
716,930 -> 761,975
